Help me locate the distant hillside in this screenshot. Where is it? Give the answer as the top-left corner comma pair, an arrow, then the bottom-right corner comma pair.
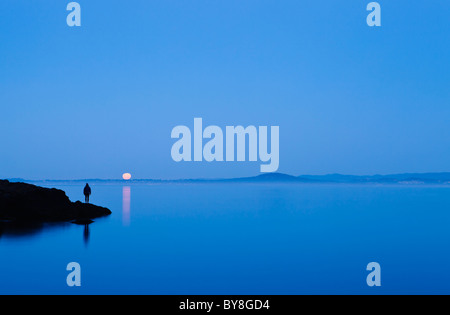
299,173 -> 450,184
225,173 -> 311,183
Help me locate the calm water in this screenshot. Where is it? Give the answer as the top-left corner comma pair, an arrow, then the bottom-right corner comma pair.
0,183 -> 449,294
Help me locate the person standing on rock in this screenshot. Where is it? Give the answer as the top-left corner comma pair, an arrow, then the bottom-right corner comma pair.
83,183 -> 91,203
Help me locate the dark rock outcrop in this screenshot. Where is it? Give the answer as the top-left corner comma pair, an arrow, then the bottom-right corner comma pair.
0,180 -> 111,222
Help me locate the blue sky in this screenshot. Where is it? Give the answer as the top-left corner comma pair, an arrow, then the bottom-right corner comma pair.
1,1 -> 449,179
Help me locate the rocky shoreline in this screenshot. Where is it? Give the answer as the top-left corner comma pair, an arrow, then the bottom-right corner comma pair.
0,180 -> 111,222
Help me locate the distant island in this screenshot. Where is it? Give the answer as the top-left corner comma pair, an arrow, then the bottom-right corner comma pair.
9,172 -> 450,185
0,180 -> 111,222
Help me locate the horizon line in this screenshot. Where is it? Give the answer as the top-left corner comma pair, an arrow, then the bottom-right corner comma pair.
5,171 -> 450,182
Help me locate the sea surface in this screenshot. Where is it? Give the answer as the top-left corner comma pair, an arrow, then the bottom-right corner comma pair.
0,183 -> 449,294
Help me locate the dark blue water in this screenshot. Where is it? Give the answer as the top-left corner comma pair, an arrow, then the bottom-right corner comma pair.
1,183 -> 449,294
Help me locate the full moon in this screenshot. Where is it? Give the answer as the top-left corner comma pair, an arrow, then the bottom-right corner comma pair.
122,173 -> 132,180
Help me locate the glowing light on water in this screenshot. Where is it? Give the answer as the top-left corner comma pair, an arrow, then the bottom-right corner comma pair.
122,186 -> 131,226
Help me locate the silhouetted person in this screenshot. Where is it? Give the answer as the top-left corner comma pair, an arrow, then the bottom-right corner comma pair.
83,184 -> 91,203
